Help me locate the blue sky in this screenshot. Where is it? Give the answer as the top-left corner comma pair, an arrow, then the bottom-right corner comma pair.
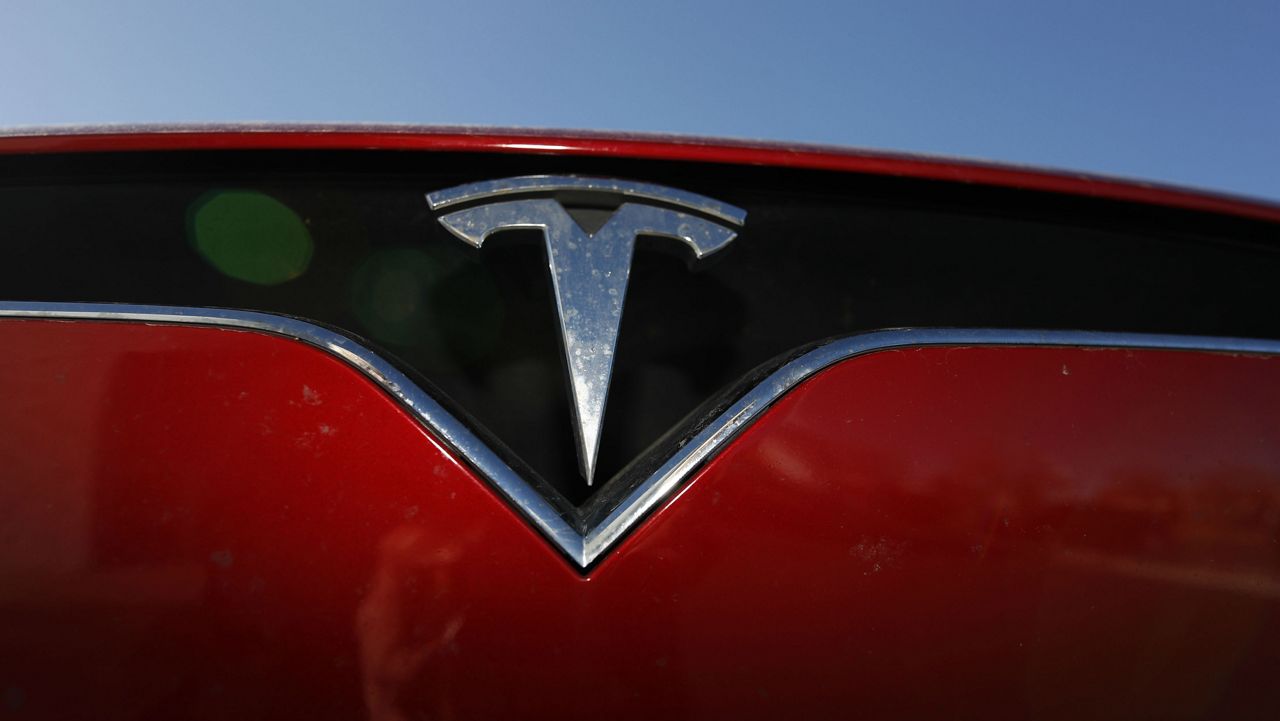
3,0 -> 1277,200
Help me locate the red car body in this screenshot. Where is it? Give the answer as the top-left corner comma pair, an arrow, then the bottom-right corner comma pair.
1,128 -> 1278,720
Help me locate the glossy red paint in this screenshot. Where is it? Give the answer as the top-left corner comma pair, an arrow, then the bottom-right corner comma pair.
1,126 -> 1278,224
2,319 -> 1278,719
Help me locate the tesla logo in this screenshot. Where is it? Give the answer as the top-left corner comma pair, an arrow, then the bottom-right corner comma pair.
427,176 -> 746,486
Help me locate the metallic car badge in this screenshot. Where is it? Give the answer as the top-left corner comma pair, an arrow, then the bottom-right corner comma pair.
427,176 -> 746,486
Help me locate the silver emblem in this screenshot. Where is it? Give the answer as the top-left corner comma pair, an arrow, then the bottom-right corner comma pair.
427,176 -> 746,486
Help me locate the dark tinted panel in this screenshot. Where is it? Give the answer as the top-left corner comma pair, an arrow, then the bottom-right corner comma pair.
1,150 -> 1277,504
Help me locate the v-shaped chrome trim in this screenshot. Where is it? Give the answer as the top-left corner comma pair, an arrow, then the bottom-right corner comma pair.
4,301 -> 1279,568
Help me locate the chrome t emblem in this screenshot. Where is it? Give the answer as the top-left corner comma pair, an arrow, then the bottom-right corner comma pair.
427,176 -> 746,485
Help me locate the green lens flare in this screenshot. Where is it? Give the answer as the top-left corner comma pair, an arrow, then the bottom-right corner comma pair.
350,247 -> 439,347
350,246 -> 503,370
188,191 -> 313,285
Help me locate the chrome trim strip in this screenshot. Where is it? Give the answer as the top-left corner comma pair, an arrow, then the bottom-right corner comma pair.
0,302 -> 583,561
580,328 -> 1280,562
425,175 -> 748,226
3,302 -> 1278,568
